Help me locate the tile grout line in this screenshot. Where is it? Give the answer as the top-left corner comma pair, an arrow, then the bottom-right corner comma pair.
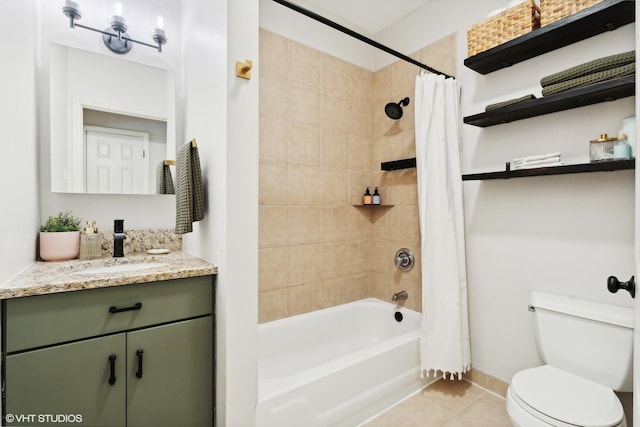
462,378 -> 507,400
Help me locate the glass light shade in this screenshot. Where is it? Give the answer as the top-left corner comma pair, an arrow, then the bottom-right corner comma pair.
156,15 -> 165,30
108,1 -> 126,24
111,1 -> 124,17
62,0 -> 81,21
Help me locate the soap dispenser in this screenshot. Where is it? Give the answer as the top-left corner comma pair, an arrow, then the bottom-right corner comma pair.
363,187 -> 372,205
80,221 -> 102,260
372,187 -> 381,205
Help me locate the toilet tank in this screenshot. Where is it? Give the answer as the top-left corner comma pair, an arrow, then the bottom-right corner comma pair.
530,291 -> 634,392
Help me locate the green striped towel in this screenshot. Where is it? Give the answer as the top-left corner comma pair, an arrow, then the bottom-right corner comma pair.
485,94 -> 536,111
156,162 -> 175,195
175,142 -> 205,234
541,50 -> 635,87
541,62 -> 635,96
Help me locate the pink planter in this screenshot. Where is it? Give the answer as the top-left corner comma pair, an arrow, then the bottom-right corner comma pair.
39,231 -> 80,261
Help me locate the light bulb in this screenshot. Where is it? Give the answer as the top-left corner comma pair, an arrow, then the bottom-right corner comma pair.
114,2 -> 123,17
156,15 -> 164,30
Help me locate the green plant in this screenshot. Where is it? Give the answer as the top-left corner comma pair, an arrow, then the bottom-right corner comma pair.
40,211 -> 81,232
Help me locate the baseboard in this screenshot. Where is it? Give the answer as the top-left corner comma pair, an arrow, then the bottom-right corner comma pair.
462,368 -> 508,398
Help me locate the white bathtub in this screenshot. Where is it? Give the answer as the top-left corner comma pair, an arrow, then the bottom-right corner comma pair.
256,298 -> 431,427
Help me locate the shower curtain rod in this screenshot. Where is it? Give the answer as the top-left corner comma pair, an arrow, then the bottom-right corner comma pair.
271,0 -> 454,79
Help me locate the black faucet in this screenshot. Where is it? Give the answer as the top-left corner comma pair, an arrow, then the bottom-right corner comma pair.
113,219 -> 126,257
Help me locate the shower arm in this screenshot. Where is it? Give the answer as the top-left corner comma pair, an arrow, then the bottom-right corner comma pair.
271,0 -> 454,79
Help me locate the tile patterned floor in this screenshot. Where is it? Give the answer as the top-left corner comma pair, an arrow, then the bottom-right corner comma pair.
363,379 -> 512,427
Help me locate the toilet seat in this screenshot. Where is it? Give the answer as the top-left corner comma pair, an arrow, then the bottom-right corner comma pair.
510,365 -> 624,427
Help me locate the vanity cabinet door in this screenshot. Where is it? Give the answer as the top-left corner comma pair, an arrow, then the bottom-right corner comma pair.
5,334 -> 126,427
126,316 -> 213,427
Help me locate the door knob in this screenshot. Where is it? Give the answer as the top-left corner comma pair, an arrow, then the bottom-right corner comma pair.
607,275 -> 635,299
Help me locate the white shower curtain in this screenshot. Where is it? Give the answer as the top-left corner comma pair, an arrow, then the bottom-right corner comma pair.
414,72 -> 470,380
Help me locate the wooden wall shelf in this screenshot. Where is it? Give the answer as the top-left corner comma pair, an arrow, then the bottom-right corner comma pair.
464,0 -> 634,74
381,158 -> 416,171
462,159 -> 634,181
463,75 -> 635,128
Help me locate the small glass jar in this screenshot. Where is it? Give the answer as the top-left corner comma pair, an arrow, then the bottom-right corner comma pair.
613,131 -> 632,160
589,133 -> 616,162
80,221 -> 102,260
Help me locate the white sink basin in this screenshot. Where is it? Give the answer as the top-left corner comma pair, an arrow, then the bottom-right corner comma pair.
73,262 -> 169,275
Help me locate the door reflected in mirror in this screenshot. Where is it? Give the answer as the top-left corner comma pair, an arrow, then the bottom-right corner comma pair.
49,43 -> 176,194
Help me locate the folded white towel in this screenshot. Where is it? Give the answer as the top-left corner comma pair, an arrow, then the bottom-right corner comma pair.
513,152 -> 562,164
513,156 -> 561,167
513,161 -> 564,170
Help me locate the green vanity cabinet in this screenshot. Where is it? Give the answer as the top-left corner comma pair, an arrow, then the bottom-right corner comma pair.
3,276 -> 214,427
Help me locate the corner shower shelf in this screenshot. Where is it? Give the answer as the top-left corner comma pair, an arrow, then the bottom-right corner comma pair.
461,159 -> 635,181
352,204 -> 394,208
464,0 -> 635,75
463,75 -> 635,128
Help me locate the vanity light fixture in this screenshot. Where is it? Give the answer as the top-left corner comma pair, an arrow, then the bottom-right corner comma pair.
62,1 -> 167,54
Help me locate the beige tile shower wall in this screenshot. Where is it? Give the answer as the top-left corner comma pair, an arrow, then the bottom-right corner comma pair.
258,30 -> 457,322
258,29 -> 377,323
371,33 -> 458,313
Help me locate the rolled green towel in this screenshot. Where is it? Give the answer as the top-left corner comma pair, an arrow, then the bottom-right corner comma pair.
541,50 -> 635,87
485,94 -> 536,111
542,62 -> 635,97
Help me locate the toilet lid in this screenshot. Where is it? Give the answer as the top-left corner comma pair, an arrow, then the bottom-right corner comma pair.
511,365 -> 623,427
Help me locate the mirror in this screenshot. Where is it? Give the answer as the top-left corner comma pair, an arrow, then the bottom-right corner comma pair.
49,43 -> 176,195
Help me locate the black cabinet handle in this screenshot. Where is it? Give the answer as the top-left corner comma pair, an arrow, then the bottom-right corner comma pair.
607,275 -> 635,298
135,349 -> 144,379
108,302 -> 142,314
108,354 -> 117,385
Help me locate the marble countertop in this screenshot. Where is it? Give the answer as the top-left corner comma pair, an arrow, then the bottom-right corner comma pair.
1,251 -> 217,299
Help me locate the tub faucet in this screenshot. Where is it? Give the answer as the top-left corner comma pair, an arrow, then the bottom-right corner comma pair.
392,290 -> 408,302
113,219 -> 126,258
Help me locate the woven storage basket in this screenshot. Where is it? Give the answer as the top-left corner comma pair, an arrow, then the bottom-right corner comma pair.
467,0 -> 540,57
540,0 -> 604,27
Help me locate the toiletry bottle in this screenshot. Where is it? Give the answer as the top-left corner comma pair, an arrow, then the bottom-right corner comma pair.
372,187 -> 381,205
613,131 -> 632,160
80,221 -> 102,260
363,187 -> 372,205
621,115 -> 636,158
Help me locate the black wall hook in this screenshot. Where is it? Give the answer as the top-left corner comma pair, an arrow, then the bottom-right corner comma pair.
607,275 -> 635,299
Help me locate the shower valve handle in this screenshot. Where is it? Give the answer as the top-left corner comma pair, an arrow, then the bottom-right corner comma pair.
607,275 -> 635,299
396,254 -> 411,268
394,248 -> 415,272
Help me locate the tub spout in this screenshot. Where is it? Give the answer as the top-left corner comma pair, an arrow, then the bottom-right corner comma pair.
392,290 -> 408,302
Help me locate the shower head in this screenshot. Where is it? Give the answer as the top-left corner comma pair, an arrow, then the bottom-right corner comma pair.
384,97 -> 410,120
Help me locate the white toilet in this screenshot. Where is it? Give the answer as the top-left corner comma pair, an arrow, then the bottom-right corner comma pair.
506,291 -> 634,427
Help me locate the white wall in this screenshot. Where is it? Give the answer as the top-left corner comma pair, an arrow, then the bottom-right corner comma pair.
38,0 -> 182,230
0,0 -> 40,284
181,0 -> 258,425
